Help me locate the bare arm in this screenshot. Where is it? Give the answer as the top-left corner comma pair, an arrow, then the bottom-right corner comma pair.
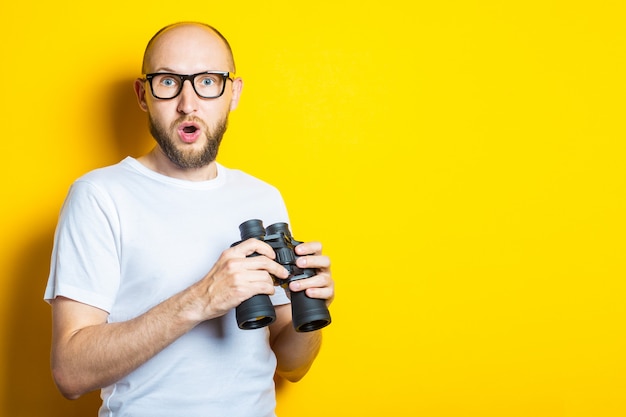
51,239 -> 289,399
269,241 -> 334,382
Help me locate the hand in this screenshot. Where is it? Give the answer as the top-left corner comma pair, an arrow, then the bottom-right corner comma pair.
198,238 -> 290,320
288,241 -> 334,307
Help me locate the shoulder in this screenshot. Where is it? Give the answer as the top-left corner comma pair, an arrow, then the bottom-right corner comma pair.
74,158 -> 136,186
219,164 -> 281,193
61,158 -> 140,212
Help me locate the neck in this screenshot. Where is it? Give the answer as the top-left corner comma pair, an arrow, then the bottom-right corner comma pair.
137,147 -> 218,181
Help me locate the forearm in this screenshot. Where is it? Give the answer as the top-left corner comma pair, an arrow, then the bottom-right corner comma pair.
270,308 -> 323,382
51,284 -> 208,399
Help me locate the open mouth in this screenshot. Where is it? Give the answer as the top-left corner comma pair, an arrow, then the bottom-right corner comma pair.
178,121 -> 202,143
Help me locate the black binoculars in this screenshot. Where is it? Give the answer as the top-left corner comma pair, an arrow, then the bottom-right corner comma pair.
232,219 -> 332,332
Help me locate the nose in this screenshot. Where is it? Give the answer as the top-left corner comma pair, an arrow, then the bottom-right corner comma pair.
176,80 -> 198,114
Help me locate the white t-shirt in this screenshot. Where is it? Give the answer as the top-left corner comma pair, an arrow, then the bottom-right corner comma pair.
45,157 -> 291,417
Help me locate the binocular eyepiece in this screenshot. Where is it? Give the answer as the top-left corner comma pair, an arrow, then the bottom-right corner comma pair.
232,219 -> 332,332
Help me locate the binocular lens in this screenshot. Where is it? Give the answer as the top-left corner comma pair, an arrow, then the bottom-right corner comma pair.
291,290 -> 332,332
236,294 -> 276,329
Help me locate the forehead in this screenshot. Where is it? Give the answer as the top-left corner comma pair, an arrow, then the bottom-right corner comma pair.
145,25 -> 232,73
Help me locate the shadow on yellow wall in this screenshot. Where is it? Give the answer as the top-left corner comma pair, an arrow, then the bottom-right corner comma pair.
3,225 -> 101,416
105,78 -> 153,160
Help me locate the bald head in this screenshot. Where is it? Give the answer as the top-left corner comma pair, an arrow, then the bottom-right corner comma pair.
141,22 -> 236,74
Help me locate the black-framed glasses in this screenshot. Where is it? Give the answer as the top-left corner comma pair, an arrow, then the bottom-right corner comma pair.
143,71 -> 235,99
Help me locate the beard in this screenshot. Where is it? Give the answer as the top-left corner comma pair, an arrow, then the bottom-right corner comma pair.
148,113 -> 228,169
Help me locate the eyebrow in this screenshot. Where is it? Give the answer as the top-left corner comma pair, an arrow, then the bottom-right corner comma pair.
153,67 -> 178,73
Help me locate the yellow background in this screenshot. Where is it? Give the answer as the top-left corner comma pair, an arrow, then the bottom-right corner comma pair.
1,1 -> 625,416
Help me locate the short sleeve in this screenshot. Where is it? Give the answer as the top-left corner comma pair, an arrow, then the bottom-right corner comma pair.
44,180 -> 121,312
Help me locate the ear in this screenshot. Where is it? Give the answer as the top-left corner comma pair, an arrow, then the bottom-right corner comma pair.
133,78 -> 149,112
229,77 -> 244,111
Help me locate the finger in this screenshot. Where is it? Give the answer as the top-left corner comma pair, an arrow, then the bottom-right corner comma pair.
304,287 -> 334,305
242,256 -> 289,280
235,271 -> 277,292
288,274 -> 335,304
294,241 -> 322,256
231,238 -> 276,259
296,254 -> 330,270
289,272 -> 331,289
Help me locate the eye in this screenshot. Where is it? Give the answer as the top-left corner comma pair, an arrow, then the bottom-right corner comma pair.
158,76 -> 179,88
199,76 -> 216,87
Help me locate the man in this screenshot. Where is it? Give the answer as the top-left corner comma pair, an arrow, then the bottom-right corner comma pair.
44,22 -> 334,417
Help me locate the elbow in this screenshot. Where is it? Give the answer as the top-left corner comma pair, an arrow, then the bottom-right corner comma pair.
276,364 -> 312,383
283,373 -> 305,383
61,391 -> 83,401
51,365 -> 88,400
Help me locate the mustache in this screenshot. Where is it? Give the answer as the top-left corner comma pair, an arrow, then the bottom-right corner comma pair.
171,116 -> 207,130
